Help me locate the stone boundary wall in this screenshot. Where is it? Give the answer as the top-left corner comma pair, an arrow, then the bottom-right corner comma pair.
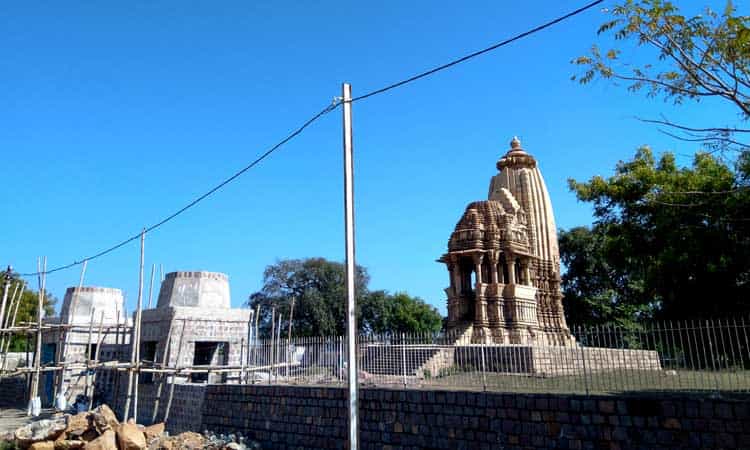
201,385 -> 750,450
110,381 -> 206,434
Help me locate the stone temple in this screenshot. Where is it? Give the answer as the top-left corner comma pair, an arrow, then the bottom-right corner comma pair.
440,137 -> 573,346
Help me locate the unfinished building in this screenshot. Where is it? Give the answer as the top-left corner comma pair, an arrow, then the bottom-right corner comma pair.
138,271 -> 252,385
42,286 -> 130,406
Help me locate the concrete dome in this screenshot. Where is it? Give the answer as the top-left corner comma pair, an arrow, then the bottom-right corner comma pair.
60,287 -> 126,325
156,271 -> 231,309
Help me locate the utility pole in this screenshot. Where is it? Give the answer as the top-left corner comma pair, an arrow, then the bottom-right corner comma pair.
341,82 -> 358,450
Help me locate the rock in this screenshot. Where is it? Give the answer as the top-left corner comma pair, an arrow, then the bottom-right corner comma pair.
90,405 -> 119,433
54,440 -> 86,450
80,429 -> 100,442
84,430 -> 117,450
116,422 -> 147,450
30,442 -> 55,450
143,423 -> 164,441
160,432 -> 205,450
65,412 -> 91,437
15,418 -> 68,446
223,443 -> 242,450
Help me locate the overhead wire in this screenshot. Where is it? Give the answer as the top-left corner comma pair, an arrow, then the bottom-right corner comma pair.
17,0 -> 603,277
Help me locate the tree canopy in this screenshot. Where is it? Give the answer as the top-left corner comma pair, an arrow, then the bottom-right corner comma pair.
2,274 -> 56,351
561,147 -> 750,325
246,258 -> 443,337
573,0 -> 750,152
562,0 -> 750,326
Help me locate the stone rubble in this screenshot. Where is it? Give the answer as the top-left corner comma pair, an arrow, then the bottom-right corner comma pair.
3,404 -> 259,450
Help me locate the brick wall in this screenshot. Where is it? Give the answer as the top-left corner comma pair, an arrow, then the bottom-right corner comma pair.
201,385 -> 750,450
0,376 -> 26,407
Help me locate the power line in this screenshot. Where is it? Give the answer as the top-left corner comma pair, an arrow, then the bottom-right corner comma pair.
18,101 -> 340,277
17,0 -> 602,277
351,0 -> 604,102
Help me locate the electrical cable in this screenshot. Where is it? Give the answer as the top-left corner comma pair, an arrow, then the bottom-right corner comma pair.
17,0 -> 602,277
351,0 -> 604,102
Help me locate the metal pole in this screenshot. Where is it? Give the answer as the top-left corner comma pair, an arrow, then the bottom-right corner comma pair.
342,82 -> 358,450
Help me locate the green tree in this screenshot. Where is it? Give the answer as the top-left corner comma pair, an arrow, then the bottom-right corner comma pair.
559,226 -> 649,329
573,0 -> 750,152
562,147 -> 750,324
360,291 -> 442,335
563,0 -> 750,325
2,275 -> 56,352
246,258 -> 443,336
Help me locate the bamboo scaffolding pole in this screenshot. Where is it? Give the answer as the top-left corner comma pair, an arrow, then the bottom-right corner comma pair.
151,322 -> 174,424
254,305 -> 260,375
0,323 -> 131,333
163,320 -> 186,425
147,264 -> 156,309
133,229 -> 146,422
87,311 -> 105,410
0,269 -> 14,344
0,281 -> 24,376
286,297 -> 295,378
275,313 -> 283,379
112,362 -> 297,374
84,308 -> 96,402
57,260 -> 88,399
29,257 -> 46,412
0,279 -> 18,348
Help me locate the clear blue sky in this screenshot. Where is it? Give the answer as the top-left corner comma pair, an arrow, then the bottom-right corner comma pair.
1,1 -> 733,316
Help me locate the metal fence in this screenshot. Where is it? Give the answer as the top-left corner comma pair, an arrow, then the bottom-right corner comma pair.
245,318 -> 750,395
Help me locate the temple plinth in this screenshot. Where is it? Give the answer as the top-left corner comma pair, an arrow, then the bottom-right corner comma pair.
439,137 -> 574,346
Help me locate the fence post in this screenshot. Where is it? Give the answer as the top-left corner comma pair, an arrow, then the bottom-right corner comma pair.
579,326 -> 590,396
401,333 -> 407,388
480,337 -> 487,392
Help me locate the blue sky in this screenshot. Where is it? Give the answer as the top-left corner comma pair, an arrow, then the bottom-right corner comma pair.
1,1 -> 736,315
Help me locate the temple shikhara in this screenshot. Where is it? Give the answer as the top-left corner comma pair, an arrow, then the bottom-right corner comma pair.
440,137 -> 573,346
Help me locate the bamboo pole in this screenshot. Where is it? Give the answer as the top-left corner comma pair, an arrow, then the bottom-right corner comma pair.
59,261 -> 88,399
0,268 -> 13,345
0,280 -> 24,376
87,311 -> 105,410
147,264 -> 156,309
254,305 -> 260,373
30,257 -> 46,414
151,322 -> 174,424
286,297 -> 295,377
163,320 -> 186,425
84,308 -> 95,402
133,229 -> 146,422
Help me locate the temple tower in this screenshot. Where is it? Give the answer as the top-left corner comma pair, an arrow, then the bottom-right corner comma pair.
440,137 -> 572,346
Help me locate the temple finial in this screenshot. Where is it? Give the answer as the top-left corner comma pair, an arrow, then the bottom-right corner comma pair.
510,136 -> 521,149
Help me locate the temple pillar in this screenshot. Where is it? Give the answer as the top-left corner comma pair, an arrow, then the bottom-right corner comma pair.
507,252 -> 516,284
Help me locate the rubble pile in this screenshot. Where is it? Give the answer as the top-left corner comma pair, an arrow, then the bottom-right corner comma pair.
3,405 -> 258,450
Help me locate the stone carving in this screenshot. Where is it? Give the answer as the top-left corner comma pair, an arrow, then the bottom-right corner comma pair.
440,137 -> 573,346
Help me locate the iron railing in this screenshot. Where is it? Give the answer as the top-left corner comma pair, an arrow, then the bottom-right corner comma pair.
244,318 -> 750,395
